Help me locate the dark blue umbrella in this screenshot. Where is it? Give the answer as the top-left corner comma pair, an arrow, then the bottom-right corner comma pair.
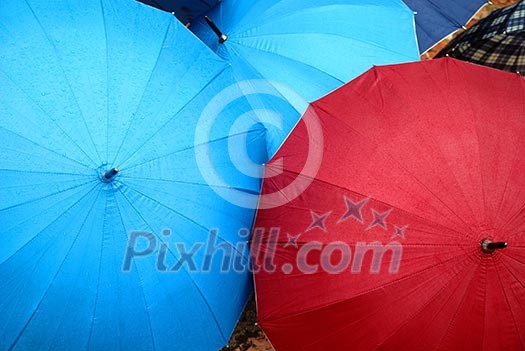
0,0 -> 279,349
138,0 -> 220,24
403,0 -> 487,53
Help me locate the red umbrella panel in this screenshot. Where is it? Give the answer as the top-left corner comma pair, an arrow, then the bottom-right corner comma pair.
252,58 -> 525,351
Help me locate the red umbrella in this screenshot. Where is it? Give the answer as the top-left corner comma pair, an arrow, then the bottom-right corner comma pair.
252,58 -> 525,351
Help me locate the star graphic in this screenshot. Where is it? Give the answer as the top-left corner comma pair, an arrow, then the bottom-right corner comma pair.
338,196 -> 369,224
284,233 -> 301,249
367,208 -> 392,230
306,210 -> 331,233
392,225 -> 408,239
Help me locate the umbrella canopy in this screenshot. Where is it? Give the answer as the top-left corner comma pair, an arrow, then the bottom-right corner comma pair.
253,58 -> 525,350
437,0 -> 525,75
402,0 -> 487,53
137,0 -> 219,24
190,0 -> 420,155
0,0 -> 273,350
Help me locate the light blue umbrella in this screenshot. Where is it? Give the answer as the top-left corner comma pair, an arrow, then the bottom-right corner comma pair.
0,0 -> 278,350
190,0 -> 420,155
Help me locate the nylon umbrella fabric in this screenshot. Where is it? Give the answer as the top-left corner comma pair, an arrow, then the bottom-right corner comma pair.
0,0 -> 276,349
437,0 -> 525,75
190,0 -> 420,156
137,0 -> 220,24
402,0 -> 487,53
253,58 -> 525,350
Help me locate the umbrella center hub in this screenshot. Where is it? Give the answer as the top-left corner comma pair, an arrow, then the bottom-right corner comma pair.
480,238 -> 508,254
100,167 -> 119,183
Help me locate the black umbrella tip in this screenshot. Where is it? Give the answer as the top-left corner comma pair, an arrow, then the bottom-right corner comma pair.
481,238 -> 508,254
101,167 -> 120,182
219,34 -> 228,43
204,15 -> 228,44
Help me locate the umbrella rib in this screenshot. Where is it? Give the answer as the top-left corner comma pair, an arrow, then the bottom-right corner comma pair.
0,72 -> 98,168
124,175 -> 259,194
44,191 -> 106,349
320,137 -> 473,233
373,257 -> 481,350
426,0 -> 465,27
223,1 -> 280,34
493,259 -> 525,350
110,19 -> 173,165
198,0 -> 213,7
232,2 -> 408,36
0,140 -> 94,172
117,66 -> 229,169
121,130 -> 255,172
5,187 -> 100,351
110,192 -> 158,351
303,256 -> 476,351
494,81 -> 525,232
501,253 -> 525,267
281,169 -> 472,239
495,180 -> 525,235
86,195 -> 108,350
416,22 -> 443,54
508,228 -> 525,241
114,187 -> 228,343
233,32 -> 417,60
265,175 -> 296,208
280,204 -> 469,242
0,177 -> 93,192
499,258 -> 525,348
0,183 -> 99,267
125,176 -> 260,214
262,251 -> 472,324
0,169 -> 92,179
272,241 -> 474,249
435,258 -> 485,350
481,256 -> 488,351
121,180 -> 256,264
395,62 -> 484,230
314,76 -> 480,237
100,0 -> 110,163
119,183 -> 250,264
417,61 -> 483,226
500,203 -> 525,239
21,0 -> 103,163
500,256 -> 525,290
0,179 -> 98,213
228,41 -> 345,86
382,243 -> 474,248
451,61 -> 492,231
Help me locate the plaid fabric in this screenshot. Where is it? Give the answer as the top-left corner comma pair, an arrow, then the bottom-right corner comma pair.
437,0 -> 525,75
